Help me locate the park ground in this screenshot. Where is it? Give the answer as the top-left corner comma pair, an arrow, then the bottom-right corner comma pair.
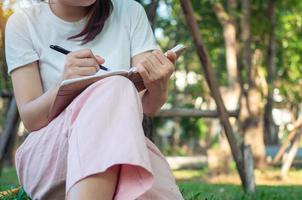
1,166 -> 302,200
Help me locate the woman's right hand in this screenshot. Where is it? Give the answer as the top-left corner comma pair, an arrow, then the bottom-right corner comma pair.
61,48 -> 105,81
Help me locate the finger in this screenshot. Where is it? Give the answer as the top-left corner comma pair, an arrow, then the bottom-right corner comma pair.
73,48 -> 105,64
140,57 -> 153,76
72,48 -> 95,58
153,50 -> 175,73
69,74 -> 82,79
154,51 -> 176,76
74,66 -> 98,76
148,53 -> 163,67
166,50 -> 177,63
153,50 -> 171,65
146,56 -> 161,79
136,63 -> 151,83
74,58 -> 99,68
95,55 -> 105,65
151,50 -> 164,65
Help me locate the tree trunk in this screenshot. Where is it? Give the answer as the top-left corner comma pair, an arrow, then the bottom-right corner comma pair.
146,0 -> 159,29
240,0 -> 266,168
0,98 -> 20,174
264,0 -> 278,145
242,144 -> 255,193
212,1 -> 240,173
213,3 -> 238,88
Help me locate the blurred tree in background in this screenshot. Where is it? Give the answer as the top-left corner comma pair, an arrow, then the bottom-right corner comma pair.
137,0 -> 302,169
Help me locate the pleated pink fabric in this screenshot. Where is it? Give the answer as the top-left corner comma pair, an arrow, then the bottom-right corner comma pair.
15,76 -> 184,200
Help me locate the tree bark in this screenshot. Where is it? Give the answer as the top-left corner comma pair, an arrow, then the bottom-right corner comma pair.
240,0 -> 266,168
212,1 -> 240,173
242,144 -> 255,193
142,115 -> 153,141
213,3 -> 238,89
264,0 -> 278,145
0,97 -> 20,174
156,108 -> 239,118
146,0 -> 159,29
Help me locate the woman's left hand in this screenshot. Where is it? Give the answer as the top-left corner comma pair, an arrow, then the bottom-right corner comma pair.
134,49 -> 177,116
136,50 -> 177,97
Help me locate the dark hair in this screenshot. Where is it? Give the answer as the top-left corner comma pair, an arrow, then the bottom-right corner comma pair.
45,0 -> 113,44
68,0 -> 113,44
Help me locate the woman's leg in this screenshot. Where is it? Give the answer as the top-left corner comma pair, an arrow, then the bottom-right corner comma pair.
15,76 -> 182,199
67,165 -> 121,200
65,76 -> 154,199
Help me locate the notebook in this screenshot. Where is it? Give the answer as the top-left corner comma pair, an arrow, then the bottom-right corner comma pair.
47,44 -> 186,121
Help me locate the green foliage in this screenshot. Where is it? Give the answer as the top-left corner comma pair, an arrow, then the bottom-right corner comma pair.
0,167 -> 18,186
180,118 -> 208,142
179,182 -> 302,200
275,0 -> 302,104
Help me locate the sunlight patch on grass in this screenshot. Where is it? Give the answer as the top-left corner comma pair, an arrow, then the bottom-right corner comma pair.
174,168 -> 302,186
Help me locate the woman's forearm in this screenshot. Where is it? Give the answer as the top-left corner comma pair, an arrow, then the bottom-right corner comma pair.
132,50 -> 177,117
20,83 -> 60,132
142,84 -> 168,116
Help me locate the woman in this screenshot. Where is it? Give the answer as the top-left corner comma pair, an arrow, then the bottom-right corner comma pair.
5,0 -> 184,199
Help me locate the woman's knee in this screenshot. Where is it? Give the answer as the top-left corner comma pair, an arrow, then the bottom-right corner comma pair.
67,165 -> 121,200
74,76 -> 134,103
105,75 -> 135,89
97,76 -> 139,99
86,76 -> 136,97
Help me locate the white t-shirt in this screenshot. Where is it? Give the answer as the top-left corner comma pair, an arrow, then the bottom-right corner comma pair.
5,0 -> 157,92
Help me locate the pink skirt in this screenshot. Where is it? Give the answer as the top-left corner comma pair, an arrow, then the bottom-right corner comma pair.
15,76 -> 184,200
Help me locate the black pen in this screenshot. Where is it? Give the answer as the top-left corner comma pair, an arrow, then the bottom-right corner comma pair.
49,45 -> 109,71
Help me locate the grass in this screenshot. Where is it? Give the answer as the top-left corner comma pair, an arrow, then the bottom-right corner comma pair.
179,182 -> 302,200
0,187 -> 29,200
0,167 -> 18,186
1,166 -> 302,199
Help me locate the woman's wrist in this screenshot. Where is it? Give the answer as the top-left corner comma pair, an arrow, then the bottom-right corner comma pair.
46,82 -> 61,119
147,78 -> 169,96
142,85 -> 169,116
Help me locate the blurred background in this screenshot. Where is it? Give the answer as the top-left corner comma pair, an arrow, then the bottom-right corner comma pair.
0,0 -> 302,199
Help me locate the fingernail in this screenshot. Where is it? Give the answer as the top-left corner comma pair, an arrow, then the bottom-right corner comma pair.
131,67 -> 138,73
96,55 -> 104,61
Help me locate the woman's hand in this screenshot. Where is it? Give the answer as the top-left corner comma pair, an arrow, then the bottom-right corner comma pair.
61,48 -> 105,81
136,50 -> 177,96
134,49 -> 177,116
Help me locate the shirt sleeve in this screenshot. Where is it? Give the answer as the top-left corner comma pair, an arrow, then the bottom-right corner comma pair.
5,11 -> 39,75
127,1 -> 158,57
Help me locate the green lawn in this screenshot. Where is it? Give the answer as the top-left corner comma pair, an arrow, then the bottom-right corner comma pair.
0,167 -> 18,189
179,181 -> 302,200
1,167 -> 302,200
